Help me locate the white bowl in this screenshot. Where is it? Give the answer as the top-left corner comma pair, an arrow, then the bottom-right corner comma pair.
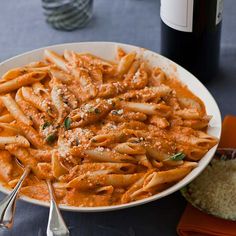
0,42 -> 222,212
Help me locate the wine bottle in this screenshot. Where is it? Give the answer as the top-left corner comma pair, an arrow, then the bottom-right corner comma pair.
160,0 -> 224,83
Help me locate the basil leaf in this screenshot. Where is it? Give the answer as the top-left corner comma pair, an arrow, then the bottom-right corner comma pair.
45,133 -> 57,144
64,117 -> 71,130
42,121 -> 51,130
94,108 -> 100,114
169,152 -> 185,161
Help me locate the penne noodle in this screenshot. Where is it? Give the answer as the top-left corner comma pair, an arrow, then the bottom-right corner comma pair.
67,172 -> 143,190
51,84 -> 69,123
0,113 -> 14,123
114,142 -> 146,155
15,121 -> 45,149
116,47 -> 126,60
174,108 -> 201,120
15,89 -> 46,129
95,185 -> 114,195
44,49 -> 69,73
90,130 -> 131,146
149,67 -> 166,86
121,101 -> 171,116
84,149 -> 137,163
0,123 -> 20,135
71,67 -> 97,99
0,135 -> 30,148
143,162 -> 197,190
0,71 -> 46,94
149,116 -> 169,128
78,53 -> 115,74
121,170 -> 154,203
135,154 -> 152,168
0,67 -> 27,83
28,148 -> 52,162
50,69 -> 73,84
32,82 -> 49,96
0,94 -> 32,125
21,87 -> 49,113
52,151 -> 68,178
75,162 -> 137,175
117,51 -> 136,76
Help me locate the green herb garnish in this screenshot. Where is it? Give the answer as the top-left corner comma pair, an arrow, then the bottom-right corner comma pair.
64,117 -> 71,130
169,152 -> 185,161
42,121 -> 51,130
94,108 -> 101,114
45,133 -> 57,144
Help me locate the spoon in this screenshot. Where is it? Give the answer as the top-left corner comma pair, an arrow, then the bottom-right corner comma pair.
0,160 -> 30,228
46,179 -> 70,236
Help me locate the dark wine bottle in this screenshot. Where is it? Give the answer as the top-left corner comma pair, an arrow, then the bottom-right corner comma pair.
160,0 -> 223,83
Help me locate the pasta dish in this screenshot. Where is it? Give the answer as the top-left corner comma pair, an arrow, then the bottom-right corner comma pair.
0,47 -> 218,207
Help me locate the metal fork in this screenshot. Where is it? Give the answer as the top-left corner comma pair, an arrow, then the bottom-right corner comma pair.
0,163 -> 30,228
46,179 -> 70,236
0,160 -> 70,236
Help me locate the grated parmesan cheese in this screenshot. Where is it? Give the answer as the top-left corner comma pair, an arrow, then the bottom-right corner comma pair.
188,159 -> 236,220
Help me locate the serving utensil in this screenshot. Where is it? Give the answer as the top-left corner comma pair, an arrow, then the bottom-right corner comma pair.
181,148 -> 236,221
46,179 -> 70,236
0,160 -> 30,228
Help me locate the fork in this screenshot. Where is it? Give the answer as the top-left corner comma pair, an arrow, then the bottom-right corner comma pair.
46,179 -> 70,236
0,160 -> 70,236
0,163 -> 30,228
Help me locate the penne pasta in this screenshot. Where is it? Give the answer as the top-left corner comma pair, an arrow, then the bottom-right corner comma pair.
0,71 -> 46,94
117,51 -> 136,76
114,142 -> 146,155
0,47 -> 217,207
0,94 -> 32,125
0,113 -> 14,123
143,164 -> 196,190
52,151 -> 68,178
121,101 -> 171,116
0,67 -> 27,83
67,172 -> 143,190
0,135 -> 30,148
84,149 -> 137,163
15,121 -> 45,149
21,87 -> 48,113
44,49 -> 69,73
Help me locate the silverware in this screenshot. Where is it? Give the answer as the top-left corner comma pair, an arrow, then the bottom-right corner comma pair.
46,179 -> 70,236
0,165 -> 31,228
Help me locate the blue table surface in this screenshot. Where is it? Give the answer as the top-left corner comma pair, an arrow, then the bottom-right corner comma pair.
0,0 -> 235,235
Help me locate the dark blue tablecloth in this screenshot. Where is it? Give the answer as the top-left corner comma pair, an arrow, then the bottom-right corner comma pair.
0,0 -> 235,235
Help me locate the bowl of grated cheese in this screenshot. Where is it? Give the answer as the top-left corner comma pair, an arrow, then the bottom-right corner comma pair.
181,148 -> 236,221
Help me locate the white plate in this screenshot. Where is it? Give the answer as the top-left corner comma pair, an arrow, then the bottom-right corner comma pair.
0,42 -> 222,212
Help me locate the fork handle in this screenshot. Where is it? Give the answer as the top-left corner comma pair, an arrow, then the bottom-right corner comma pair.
46,180 -> 70,236
0,166 -> 30,229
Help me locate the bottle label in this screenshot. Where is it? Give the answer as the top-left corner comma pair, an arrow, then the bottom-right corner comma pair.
216,0 -> 224,25
160,0 -> 194,32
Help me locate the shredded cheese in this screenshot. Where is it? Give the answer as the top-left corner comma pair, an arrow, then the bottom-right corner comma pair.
188,159 -> 236,220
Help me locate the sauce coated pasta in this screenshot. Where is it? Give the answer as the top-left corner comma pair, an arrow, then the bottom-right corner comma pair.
0,48 -> 218,207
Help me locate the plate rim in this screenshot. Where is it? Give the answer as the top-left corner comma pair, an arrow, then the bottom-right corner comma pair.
0,41 -> 222,212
